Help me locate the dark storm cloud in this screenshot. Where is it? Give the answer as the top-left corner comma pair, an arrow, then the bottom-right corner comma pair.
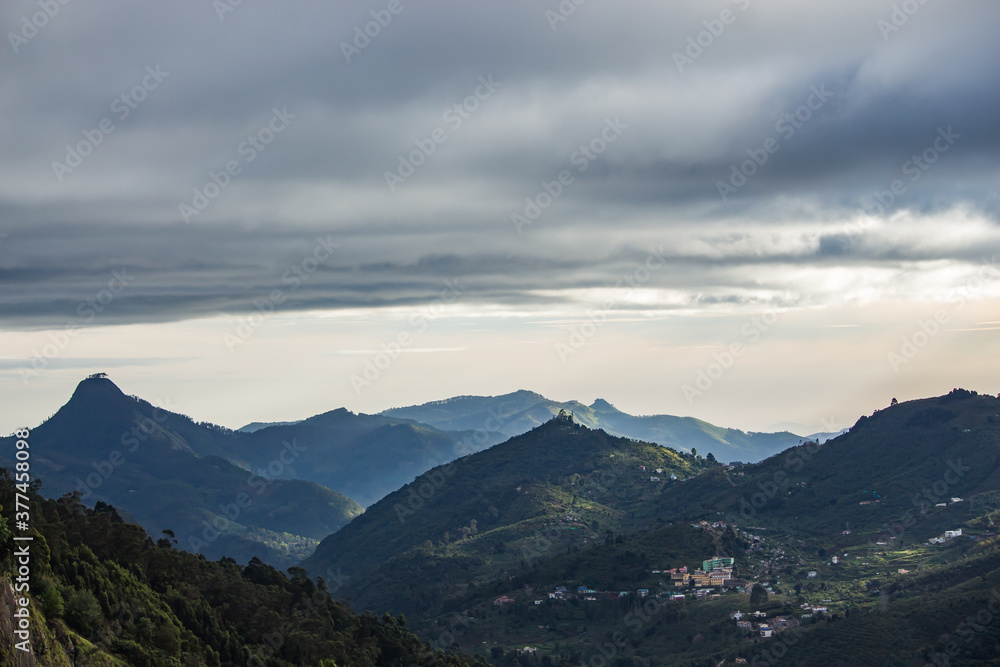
2,0 -> 998,325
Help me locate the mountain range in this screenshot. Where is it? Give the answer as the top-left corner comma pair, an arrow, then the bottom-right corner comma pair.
383,390 -> 827,463
8,376 -> 1000,664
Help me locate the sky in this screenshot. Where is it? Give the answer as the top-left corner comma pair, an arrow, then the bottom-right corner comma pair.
1,0 -> 998,436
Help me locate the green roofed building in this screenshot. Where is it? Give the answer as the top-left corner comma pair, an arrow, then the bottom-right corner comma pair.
703,557 -> 735,571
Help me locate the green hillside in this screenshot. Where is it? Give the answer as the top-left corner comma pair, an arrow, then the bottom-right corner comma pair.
321,390 -> 1000,666
0,472 -> 485,667
301,414 -> 715,620
653,389 -> 1000,540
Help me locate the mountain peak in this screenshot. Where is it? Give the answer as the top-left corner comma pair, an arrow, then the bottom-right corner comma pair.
590,398 -> 617,412
70,373 -> 127,403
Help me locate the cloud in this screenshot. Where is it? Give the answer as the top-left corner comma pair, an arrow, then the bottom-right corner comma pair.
1,1 -> 998,354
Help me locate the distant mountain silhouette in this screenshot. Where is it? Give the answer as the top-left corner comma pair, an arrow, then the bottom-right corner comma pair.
384,390 -> 807,462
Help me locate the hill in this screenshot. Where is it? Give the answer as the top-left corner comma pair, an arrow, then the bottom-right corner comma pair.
383,391 -> 806,463
0,376 -> 363,568
0,473 -> 485,667
319,390 -> 1000,665
301,413 -> 716,619
653,388 -> 1000,540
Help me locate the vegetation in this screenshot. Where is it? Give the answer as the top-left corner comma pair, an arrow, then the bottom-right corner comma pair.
0,470 -> 486,667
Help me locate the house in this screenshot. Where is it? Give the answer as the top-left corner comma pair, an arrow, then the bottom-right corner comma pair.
752,611 -> 767,618
493,595 -> 515,606
945,529 -> 963,538
736,620 -> 753,630
801,613 -> 812,619
650,476 -> 660,482
555,586 -> 567,592
730,611 -> 744,620
831,556 -> 839,564
951,497 -> 964,503
655,468 -> 663,474
534,600 -> 543,605
929,537 -> 946,544
935,503 -> 947,507
637,465 -> 646,471
759,626 -> 774,638
898,569 -> 910,574
584,596 -> 597,601
807,571 -> 818,578
577,586 -> 588,593
637,589 -> 649,598
812,606 -> 827,613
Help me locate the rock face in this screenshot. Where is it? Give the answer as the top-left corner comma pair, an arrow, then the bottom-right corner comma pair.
0,578 -> 82,667
1,577 -> 37,666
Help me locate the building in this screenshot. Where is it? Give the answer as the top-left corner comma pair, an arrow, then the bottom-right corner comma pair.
759,626 -> 774,638
944,529 -> 963,538
703,557 -> 735,571
807,571 -> 818,578
494,595 -> 515,607
637,589 -> 649,598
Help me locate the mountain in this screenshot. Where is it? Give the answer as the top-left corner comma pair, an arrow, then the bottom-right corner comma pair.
383,391 -> 806,463
0,477 -> 485,667
0,376 -> 363,568
311,389 -> 1000,665
195,408 -> 505,507
301,413 -> 716,619
237,420 -> 301,433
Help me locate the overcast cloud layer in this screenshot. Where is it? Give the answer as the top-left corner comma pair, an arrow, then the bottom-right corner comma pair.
2,1 -> 998,434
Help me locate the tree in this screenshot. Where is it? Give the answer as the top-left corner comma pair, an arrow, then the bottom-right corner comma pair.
891,397 -> 898,406
706,452 -> 716,463
691,448 -> 698,458
750,584 -> 768,608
